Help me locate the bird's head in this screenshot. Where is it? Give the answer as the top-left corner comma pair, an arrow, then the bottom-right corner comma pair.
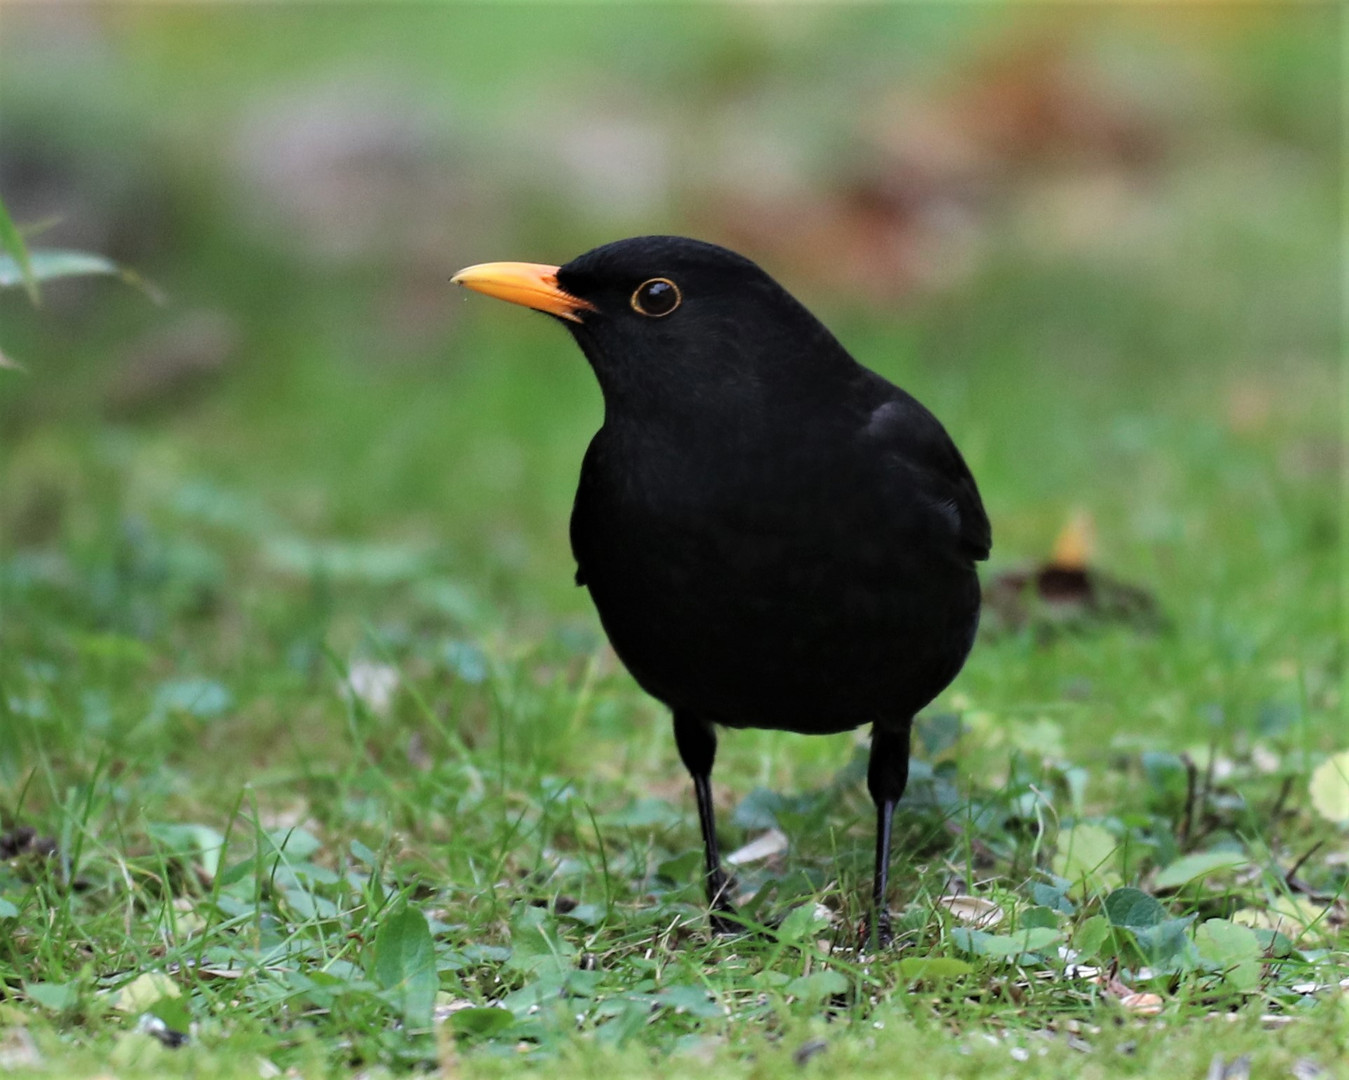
452,236 -> 851,419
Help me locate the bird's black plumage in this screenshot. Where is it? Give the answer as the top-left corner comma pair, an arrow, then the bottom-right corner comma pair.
453,236 -> 989,942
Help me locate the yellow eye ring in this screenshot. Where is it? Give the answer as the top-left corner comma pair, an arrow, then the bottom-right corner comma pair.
630,278 -> 681,317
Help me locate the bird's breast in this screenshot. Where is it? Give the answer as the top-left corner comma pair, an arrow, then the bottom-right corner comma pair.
570,445 -> 980,731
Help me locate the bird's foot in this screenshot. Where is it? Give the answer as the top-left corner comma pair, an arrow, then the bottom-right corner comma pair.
861,911 -> 894,951
705,866 -> 744,936
709,906 -> 745,936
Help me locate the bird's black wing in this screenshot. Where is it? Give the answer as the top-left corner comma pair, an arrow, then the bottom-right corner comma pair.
863,392 -> 991,563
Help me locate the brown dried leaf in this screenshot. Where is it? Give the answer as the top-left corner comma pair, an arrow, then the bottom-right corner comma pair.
937,894 -> 1005,928
1118,992 -> 1164,1016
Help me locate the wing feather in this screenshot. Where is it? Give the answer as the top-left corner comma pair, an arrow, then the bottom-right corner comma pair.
864,393 -> 991,563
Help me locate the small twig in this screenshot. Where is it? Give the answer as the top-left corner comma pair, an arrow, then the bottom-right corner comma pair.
1284,840 -> 1329,899
1264,774 -> 1297,852
1178,753 -> 1200,848
1268,775 -> 1296,822
1184,748 -> 1224,849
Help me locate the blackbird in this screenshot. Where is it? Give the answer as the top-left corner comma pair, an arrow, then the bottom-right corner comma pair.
452,236 -> 989,942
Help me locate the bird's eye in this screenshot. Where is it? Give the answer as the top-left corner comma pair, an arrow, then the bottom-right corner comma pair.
630,278 -> 681,317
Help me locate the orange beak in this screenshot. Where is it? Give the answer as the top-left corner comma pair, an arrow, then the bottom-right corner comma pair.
450,261 -> 595,323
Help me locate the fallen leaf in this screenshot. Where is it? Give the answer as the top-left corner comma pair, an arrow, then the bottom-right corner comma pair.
982,513 -> 1163,637
112,973 -> 181,1013
1309,750 -> 1349,823
725,828 -> 788,866
1153,851 -> 1248,891
1053,823 -> 1120,895
1118,992 -> 1164,1016
938,894 -> 1005,928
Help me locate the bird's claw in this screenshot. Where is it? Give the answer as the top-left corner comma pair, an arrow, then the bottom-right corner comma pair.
863,912 -> 894,950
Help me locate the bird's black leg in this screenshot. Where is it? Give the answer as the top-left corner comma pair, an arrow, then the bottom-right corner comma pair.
866,721 -> 912,948
673,712 -> 737,933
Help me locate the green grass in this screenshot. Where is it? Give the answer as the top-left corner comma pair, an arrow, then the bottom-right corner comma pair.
1,5 -> 1345,1077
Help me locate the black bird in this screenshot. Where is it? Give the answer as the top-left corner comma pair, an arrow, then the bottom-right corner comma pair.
452,236 -> 989,942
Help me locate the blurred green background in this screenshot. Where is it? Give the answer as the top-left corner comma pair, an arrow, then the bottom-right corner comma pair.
0,3 -> 1340,784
